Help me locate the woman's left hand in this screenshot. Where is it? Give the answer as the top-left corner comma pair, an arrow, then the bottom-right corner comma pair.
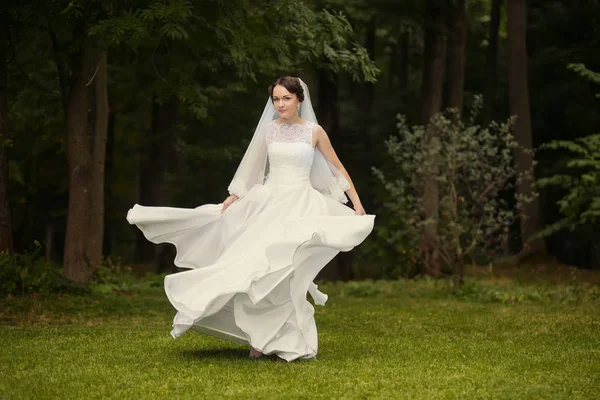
354,204 -> 366,216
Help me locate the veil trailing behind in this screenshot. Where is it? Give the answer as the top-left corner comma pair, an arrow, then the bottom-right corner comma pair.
126,78 -> 375,361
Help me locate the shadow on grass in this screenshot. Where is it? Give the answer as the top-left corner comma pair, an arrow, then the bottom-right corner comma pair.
178,348 -> 284,362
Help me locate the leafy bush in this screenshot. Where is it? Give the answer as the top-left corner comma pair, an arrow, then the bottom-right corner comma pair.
372,98 -> 533,281
0,243 -> 84,296
534,64 -> 599,237
0,247 -> 165,297
535,134 -> 600,235
90,257 -> 165,294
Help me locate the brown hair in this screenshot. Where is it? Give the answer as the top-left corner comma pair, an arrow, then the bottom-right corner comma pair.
268,76 -> 305,103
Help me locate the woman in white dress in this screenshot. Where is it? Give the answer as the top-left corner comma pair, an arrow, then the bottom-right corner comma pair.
127,76 -> 375,361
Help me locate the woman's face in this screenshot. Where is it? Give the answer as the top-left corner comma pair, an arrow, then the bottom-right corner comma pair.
272,85 -> 301,119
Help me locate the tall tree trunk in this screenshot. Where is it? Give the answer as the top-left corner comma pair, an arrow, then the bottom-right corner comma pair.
103,112 -> 115,257
399,32 -> 410,92
354,19 -> 377,216
388,42 -> 397,92
135,99 -> 154,263
316,70 -> 339,134
446,0 -> 467,118
445,0 -> 467,286
45,223 -> 53,261
482,0 -> 502,125
136,95 -> 178,271
388,32 -> 410,92
506,0 -> 545,254
0,21 -> 13,255
422,3 -> 447,125
63,45 -> 94,283
49,30 -> 70,115
420,0 -> 447,277
87,51 -> 109,268
315,70 -> 349,280
591,240 -> 600,270
355,20 -> 375,114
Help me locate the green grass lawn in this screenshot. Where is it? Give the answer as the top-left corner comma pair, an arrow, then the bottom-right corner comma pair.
1,277 -> 599,399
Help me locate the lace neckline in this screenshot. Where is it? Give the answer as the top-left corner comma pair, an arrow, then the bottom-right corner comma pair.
267,119 -> 315,149
274,119 -> 309,127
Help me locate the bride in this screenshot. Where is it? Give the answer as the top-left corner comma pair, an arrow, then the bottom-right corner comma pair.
127,76 -> 375,361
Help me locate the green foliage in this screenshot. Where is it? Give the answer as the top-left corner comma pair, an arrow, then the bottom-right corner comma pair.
372,97 -> 532,277
0,250 -> 163,297
535,65 -> 600,237
88,0 -> 195,42
88,0 -> 379,119
535,134 -> 600,235
89,0 -> 379,118
6,17 -> 70,251
568,63 -> 600,95
294,8 -> 379,82
91,257 -> 165,294
0,244 -> 83,296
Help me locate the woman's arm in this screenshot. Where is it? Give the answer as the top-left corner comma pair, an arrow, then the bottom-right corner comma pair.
314,125 -> 366,215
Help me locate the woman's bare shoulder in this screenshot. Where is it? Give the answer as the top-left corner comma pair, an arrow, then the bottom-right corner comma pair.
311,123 -> 327,137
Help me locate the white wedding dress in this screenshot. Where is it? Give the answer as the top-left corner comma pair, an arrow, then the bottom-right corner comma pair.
127,120 -> 375,361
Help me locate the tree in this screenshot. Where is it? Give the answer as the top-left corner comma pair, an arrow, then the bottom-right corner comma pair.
47,2 -> 113,283
445,0 -> 467,118
63,43 -> 96,283
506,0 -> 545,254
482,0 -> 502,125
0,20 -> 14,255
87,51 -> 109,268
135,96 -> 179,270
375,103 -> 527,288
421,1 -> 447,126
420,0 -> 447,276
315,69 -> 349,280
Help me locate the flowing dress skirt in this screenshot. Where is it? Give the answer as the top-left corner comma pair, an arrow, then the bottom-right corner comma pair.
127,181 -> 375,361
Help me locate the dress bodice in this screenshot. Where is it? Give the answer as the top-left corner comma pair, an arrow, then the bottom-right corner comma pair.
265,120 -> 316,186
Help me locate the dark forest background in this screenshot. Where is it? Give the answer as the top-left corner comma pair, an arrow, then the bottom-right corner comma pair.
1,0 -> 599,288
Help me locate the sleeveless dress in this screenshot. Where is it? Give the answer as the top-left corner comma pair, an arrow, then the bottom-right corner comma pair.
126,120 -> 375,361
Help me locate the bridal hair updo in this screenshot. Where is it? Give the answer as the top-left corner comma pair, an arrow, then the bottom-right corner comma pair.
268,76 -> 305,103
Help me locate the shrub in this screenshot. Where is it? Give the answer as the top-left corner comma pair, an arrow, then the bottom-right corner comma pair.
534,64 -> 599,238
535,134 -> 600,234
0,246 -> 164,297
90,257 -> 165,294
372,97 -> 534,284
0,243 -> 84,296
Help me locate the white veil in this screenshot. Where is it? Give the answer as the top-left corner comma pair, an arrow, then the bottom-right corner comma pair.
227,78 -> 350,203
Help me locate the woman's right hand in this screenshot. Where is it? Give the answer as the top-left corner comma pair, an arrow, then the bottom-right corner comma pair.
221,194 -> 239,213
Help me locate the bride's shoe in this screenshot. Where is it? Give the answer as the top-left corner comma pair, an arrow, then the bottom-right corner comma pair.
248,347 -> 263,359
